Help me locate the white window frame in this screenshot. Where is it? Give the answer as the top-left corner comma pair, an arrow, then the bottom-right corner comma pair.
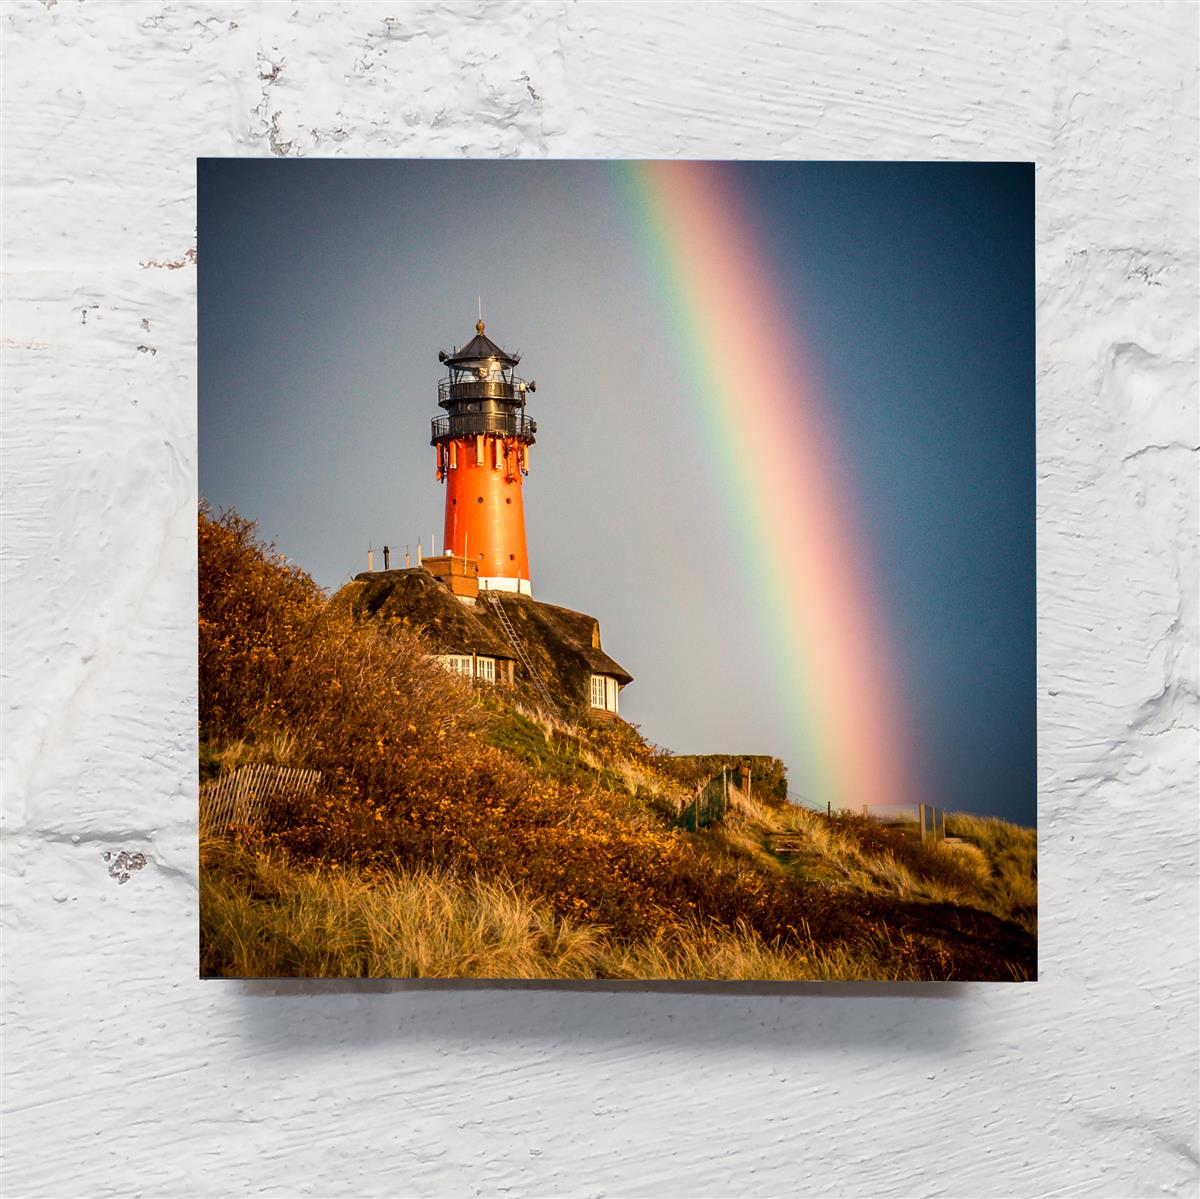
438,654 -> 473,678
475,656 -> 496,683
590,674 -> 618,713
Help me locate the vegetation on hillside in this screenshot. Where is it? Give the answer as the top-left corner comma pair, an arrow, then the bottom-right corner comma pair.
198,507 -> 1036,981
660,753 -> 790,804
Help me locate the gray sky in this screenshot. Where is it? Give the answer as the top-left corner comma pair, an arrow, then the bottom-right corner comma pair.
199,160 -> 1034,824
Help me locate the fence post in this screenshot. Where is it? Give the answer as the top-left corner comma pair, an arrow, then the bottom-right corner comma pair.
862,804 -> 868,819
827,801 -> 831,818
919,802 -> 927,841
936,806 -> 945,840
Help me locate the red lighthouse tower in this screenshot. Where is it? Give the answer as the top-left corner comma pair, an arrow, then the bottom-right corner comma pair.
432,320 -> 537,596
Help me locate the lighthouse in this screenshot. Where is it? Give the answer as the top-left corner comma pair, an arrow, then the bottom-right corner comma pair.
432,319 -> 537,596
345,317 -> 630,718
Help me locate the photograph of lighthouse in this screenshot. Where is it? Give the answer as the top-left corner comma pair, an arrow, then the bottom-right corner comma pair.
198,159 -> 1035,982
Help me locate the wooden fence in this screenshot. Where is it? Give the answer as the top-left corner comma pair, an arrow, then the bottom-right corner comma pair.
199,764 -> 322,837
673,765 -> 756,832
917,803 -> 946,842
782,796 -> 950,843
853,802 -> 947,842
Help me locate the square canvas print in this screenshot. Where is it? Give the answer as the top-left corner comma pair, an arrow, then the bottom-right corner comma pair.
198,160 -> 1035,981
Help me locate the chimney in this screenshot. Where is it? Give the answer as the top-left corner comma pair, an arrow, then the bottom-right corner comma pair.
424,553 -> 480,602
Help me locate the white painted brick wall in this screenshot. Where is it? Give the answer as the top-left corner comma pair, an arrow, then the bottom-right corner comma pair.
3,3 -> 1196,1196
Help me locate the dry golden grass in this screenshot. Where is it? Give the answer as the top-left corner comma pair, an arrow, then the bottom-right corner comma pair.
201,838 -> 604,979
198,506 -> 1036,981
202,840 -> 916,981
716,788 -> 1036,935
944,812 -> 1038,932
200,730 -> 300,781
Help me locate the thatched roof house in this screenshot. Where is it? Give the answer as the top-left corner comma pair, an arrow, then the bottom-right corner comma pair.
334,561 -> 632,718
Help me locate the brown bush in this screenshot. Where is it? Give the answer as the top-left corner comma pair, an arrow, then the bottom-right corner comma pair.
200,504 -> 484,769
199,506 -> 322,741
199,506 -> 1034,980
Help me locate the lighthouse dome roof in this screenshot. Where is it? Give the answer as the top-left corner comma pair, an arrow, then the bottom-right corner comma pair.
440,320 -> 520,368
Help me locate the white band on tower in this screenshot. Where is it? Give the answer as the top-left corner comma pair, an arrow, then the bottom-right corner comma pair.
478,575 -> 532,597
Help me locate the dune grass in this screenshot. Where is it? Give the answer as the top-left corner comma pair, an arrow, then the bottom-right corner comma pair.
201,839 -> 914,981
710,788 -> 1037,936
944,812 -> 1038,931
201,839 -> 602,979
197,506 -> 1036,982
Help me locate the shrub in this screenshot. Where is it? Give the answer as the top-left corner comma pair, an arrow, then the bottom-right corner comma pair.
199,506 -> 1035,981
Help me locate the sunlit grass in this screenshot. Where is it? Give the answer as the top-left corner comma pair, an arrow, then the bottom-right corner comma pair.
715,789 -> 1036,935
202,840 -> 943,982
198,505 -> 1036,982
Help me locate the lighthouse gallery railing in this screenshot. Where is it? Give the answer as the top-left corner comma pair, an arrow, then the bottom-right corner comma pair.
430,412 -> 537,444
438,378 -> 531,405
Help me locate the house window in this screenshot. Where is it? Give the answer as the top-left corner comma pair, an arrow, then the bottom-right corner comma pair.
437,655 -> 498,683
590,674 -> 618,713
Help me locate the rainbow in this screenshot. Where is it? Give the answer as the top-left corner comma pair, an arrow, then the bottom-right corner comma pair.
613,161 -> 916,813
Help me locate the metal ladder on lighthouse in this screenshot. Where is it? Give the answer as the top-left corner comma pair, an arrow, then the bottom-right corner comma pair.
482,590 -> 557,713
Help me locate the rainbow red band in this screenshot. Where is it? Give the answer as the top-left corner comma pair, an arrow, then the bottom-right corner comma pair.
615,161 -> 916,812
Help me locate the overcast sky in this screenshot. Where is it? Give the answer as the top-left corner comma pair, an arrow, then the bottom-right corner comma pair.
199,160 -> 1034,825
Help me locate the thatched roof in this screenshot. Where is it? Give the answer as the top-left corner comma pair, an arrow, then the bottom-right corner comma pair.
339,569 -> 514,658
335,568 -> 633,711
490,594 -> 633,693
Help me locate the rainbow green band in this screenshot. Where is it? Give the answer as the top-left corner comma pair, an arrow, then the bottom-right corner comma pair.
612,161 -> 916,813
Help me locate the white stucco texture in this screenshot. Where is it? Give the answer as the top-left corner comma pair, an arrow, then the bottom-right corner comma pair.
2,3 -> 1196,1197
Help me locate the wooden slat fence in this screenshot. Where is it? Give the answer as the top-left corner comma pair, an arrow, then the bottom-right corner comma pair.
673,769 -> 732,832
199,764 -> 322,836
